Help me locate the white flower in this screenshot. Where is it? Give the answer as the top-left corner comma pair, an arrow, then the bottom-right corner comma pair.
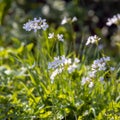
72,16 -> 77,22
81,77 -> 91,85
106,14 -> 120,26
98,65 -> 106,71
50,68 -> 63,81
103,56 -> 110,62
67,58 -> 80,73
83,110 -> 89,116
50,70 -> 58,81
48,33 -> 54,39
67,63 -> 77,73
89,82 -> 94,88
74,58 -> 80,63
100,77 -> 104,81
48,33 -> 64,42
110,67 -> 115,71
98,44 -> 104,50
23,17 -> 48,32
86,35 -> 101,46
88,71 -> 96,78
61,55 -> 72,65
61,17 -> 68,25
61,16 -> 77,25
4,69 -> 12,75
57,34 -> 64,42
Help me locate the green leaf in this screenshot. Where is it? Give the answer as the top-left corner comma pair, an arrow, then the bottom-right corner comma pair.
26,43 -> 34,51
0,1 -> 6,25
39,111 -> 52,118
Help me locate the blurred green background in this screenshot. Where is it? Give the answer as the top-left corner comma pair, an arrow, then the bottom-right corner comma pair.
0,0 -> 120,58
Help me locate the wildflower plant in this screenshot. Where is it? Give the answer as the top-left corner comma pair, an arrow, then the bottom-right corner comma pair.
81,56 -> 115,87
23,17 -> 48,32
0,10 -> 120,120
48,55 -> 80,83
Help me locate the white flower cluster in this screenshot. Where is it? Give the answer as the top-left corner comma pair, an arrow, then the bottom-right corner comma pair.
91,56 -> 110,72
48,55 -> 71,70
81,56 -> 115,87
61,16 -> 77,25
49,68 -> 63,83
48,55 -> 80,82
81,76 -> 94,88
81,77 -> 90,85
23,17 -> 48,32
48,33 -> 64,42
67,58 -> 80,73
86,35 -> 101,46
106,14 -> 120,26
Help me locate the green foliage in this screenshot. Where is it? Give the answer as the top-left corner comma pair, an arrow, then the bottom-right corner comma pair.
0,0 -> 120,120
